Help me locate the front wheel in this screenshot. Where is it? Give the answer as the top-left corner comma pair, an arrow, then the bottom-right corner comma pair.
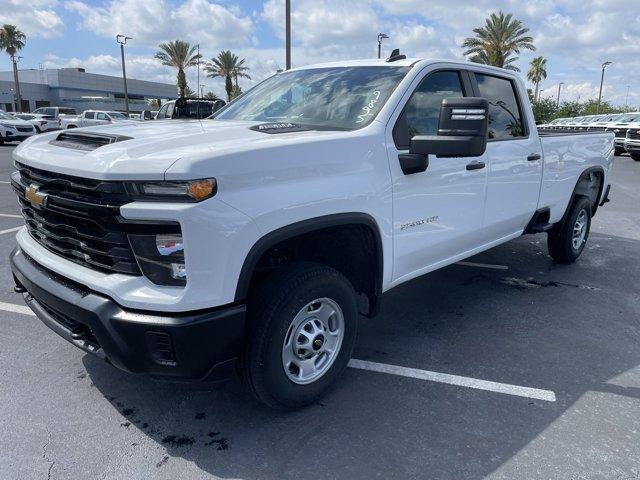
547,196 -> 592,263
241,262 -> 358,410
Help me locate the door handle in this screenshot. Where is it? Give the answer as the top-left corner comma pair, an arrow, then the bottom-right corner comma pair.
527,153 -> 542,161
466,161 -> 485,171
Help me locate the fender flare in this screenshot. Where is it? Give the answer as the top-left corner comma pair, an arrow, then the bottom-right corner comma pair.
234,212 -> 384,303
561,166 -> 606,222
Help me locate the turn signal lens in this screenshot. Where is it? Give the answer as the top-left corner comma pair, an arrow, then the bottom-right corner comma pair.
187,179 -> 216,200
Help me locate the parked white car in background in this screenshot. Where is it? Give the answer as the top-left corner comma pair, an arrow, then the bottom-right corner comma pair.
62,110 -> 138,129
624,122 -> 640,161
0,110 -> 36,144
32,107 -> 77,119
14,113 -> 61,133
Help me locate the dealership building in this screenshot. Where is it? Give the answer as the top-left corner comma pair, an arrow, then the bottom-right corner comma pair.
0,67 -> 177,113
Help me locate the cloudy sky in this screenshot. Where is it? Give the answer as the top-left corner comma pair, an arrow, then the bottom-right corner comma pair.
1,0 -> 639,107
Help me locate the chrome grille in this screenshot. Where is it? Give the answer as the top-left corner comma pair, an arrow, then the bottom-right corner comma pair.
11,163 -> 179,276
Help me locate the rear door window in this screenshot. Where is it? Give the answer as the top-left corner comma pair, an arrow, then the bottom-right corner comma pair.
473,73 -> 526,140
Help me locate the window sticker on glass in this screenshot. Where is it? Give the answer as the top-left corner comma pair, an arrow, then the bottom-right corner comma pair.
356,91 -> 381,124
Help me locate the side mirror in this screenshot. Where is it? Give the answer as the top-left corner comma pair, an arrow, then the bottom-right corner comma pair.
410,97 -> 488,158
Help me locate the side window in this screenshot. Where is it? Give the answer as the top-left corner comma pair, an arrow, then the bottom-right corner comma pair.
156,104 -> 168,119
84,112 -> 95,119
474,74 -> 525,140
393,71 -> 465,149
44,108 -> 55,116
166,103 -> 175,119
96,112 -> 108,121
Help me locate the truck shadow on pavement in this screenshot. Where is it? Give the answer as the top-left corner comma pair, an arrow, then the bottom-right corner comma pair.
83,232 -> 640,479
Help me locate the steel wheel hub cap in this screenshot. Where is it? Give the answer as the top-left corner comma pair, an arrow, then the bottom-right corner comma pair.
572,209 -> 588,250
282,298 -> 345,385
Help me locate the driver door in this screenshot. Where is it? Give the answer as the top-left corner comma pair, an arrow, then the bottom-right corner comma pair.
387,69 -> 489,283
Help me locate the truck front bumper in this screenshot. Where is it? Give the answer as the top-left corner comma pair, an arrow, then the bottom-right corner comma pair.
624,140 -> 640,153
10,247 -> 246,382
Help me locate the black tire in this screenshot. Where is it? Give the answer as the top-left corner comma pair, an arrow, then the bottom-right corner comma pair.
547,196 -> 592,263
614,147 -> 624,156
241,262 -> 358,410
34,126 -> 42,134
631,153 -> 640,162
0,135 -> 3,145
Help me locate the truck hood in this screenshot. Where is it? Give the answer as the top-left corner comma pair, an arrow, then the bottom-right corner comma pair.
13,119 -> 336,181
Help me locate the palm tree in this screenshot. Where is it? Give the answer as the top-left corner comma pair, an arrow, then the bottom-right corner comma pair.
204,50 -> 251,102
527,56 -> 547,103
0,24 -> 26,112
154,40 -> 201,98
461,11 -> 535,72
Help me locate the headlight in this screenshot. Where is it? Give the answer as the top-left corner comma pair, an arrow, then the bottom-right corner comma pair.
128,232 -> 186,286
125,178 -> 216,202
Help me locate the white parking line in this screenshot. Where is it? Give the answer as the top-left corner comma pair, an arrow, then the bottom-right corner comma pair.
0,226 -> 22,235
0,301 -> 34,316
455,261 -> 509,270
0,300 -> 555,402
0,213 -> 22,218
0,181 -> 11,184
348,359 -> 556,402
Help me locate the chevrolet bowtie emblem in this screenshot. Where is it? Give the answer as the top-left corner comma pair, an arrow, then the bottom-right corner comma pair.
25,184 -> 48,207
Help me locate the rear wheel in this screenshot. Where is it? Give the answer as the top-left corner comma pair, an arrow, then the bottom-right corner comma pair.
631,153 -> 640,162
241,262 -> 358,410
547,196 -> 592,263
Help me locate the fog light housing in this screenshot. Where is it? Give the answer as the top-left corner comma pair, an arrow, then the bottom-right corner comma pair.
129,233 -> 187,286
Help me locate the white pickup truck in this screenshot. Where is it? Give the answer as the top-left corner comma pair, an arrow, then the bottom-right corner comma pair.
10,57 -> 613,409
62,110 -> 137,129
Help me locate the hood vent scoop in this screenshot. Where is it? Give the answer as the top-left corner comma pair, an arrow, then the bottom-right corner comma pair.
50,131 -> 132,151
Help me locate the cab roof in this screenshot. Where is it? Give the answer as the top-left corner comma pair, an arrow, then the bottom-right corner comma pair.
290,58 -> 520,76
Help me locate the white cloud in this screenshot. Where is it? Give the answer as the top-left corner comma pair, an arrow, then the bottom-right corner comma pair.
0,0 -> 65,38
66,0 -> 254,48
8,0 -> 640,108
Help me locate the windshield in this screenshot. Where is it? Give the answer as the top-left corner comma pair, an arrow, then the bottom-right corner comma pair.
0,111 -> 14,120
618,113 -> 640,123
108,112 -> 128,120
214,66 -> 410,130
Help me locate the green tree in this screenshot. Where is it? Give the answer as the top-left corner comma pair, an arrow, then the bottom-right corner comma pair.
203,91 -> 221,100
154,40 -> 201,98
230,84 -> 243,100
461,11 -> 535,71
527,56 -> 547,102
204,50 -> 251,102
147,98 -> 160,109
183,85 -> 196,98
531,97 -> 558,124
0,24 -> 26,112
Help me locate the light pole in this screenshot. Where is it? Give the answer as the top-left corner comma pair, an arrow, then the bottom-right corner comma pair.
597,61 -> 612,114
116,34 -> 132,116
377,33 -> 389,59
625,85 -> 630,110
556,82 -> 564,107
285,0 -> 291,69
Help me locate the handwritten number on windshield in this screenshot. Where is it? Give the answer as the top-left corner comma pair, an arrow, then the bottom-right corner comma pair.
356,91 -> 381,124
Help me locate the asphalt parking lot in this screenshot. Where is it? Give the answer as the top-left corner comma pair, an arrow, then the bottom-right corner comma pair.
0,143 -> 639,480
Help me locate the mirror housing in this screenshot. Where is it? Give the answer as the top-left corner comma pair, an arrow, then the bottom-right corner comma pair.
410,97 -> 488,158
